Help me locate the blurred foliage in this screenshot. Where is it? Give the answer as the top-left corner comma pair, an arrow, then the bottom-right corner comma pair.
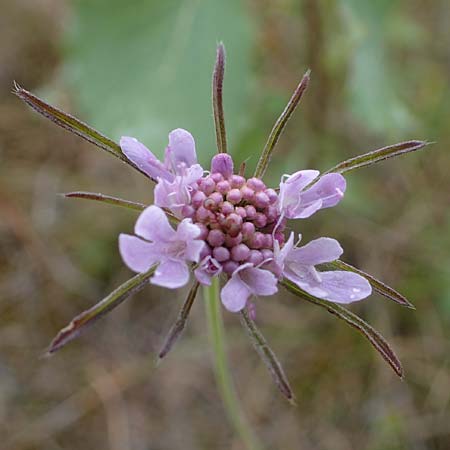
63,0 -> 254,164
1,0 -> 450,449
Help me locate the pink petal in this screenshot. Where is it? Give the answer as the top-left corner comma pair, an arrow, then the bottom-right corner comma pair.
284,267 -> 371,304
300,173 -> 346,209
211,154 -> 234,178
154,178 -> 190,218
288,237 -> 343,266
164,129 -> 197,174
151,259 -> 190,288
239,267 -> 279,296
135,205 -> 175,242
194,256 -> 222,286
314,271 -> 372,303
120,136 -> 173,181
119,234 -> 158,273
221,274 -> 251,312
279,170 -> 320,218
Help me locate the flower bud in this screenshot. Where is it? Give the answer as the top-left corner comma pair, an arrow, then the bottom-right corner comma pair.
247,250 -> 264,265
247,177 -> 265,192
220,201 -> 234,215
245,205 -> 257,220
231,243 -> 250,261
222,260 -> 239,275
216,180 -> 231,194
192,190 -> 206,208
213,246 -> 230,262
240,185 -> 254,201
211,153 -> 234,179
226,188 -> 242,204
207,229 -> 225,247
230,174 -> 245,188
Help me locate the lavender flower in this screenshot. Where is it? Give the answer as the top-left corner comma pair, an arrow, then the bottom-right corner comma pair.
15,43 -> 428,400
120,145 -> 370,312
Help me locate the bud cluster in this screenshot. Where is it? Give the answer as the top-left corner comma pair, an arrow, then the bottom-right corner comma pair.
181,155 -> 286,274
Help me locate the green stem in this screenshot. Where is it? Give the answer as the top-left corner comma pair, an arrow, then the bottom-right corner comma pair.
204,278 -> 262,450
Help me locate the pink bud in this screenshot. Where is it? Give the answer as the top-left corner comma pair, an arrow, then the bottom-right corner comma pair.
220,201 -> 234,215
211,172 -> 224,183
241,221 -> 255,238
240,185 -> 254,201
216,180 -> 231,194
195,222 -> 209,239
245,205 -> 257,219
235,206 -> 247,218
226,188 -> 242,204
247,177 -> 265,192
254,191 -> 270,208
261,249 -> 274,261
247,250 -> 264,265
199,244 -> 212,259
230,175 -> 245,188
196,206 -> 210,222
222,260 -> 239,275
225,232 -> 243,247
198,177 -> 215,195
250,232 -> 264,249
254,212 -> 267,228
192,190 -> 206,208
231,243 -> 250,262
181,205 -> 195,218
213,246 -> 231,262
207,229 -> 225,247
265,188 -> 278,204
211,153 -> 234,179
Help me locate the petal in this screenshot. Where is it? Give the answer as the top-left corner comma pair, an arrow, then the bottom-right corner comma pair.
176,219 -> 201,240
289,199 -> 323,219
183,164 -> 204,185
221,274 -> 251,312
288,237 -> 343,266
119,234 -> 159,272
151,259 -> 190,288
314,270 -> 372,303
300,173 -> 346,209
154,178 -> 190,218
120,136 -> 173,181
135,205 -> 175,242
194,256 -> 222,286
284,267 -> 372,304
239,267 -> 279,297
211,154 -> 234,178
165,129 -> 197,174
278,170 -> 320,218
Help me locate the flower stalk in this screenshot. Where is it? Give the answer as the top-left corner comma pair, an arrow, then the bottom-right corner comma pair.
204,278 -> 262,450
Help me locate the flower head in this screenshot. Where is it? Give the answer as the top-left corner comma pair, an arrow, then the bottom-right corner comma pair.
118,141 -> 371,312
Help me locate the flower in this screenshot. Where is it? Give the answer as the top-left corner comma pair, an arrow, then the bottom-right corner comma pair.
274,233 -> 371,303
121,129 -> 203,218
119,146 -> 371,311
119,205 -> 205,288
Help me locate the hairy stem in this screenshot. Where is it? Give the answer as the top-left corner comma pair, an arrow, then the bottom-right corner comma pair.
204,279 -> 262,450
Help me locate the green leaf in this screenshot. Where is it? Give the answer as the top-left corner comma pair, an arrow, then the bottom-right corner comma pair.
64,0 -> 254,162
326,260 -> 415,309
240,309 -> 295,403
325,140 -> 429,174
64,191 -> 146,212
47,266 -> 156,354
158,281 -> 200,359
14,83 -> 125,161
254,70 -> 310,179
281,279 -> 403,378
212,43 -> 228,154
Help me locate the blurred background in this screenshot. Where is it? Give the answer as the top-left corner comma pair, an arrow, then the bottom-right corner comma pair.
1,0 -> 450,449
